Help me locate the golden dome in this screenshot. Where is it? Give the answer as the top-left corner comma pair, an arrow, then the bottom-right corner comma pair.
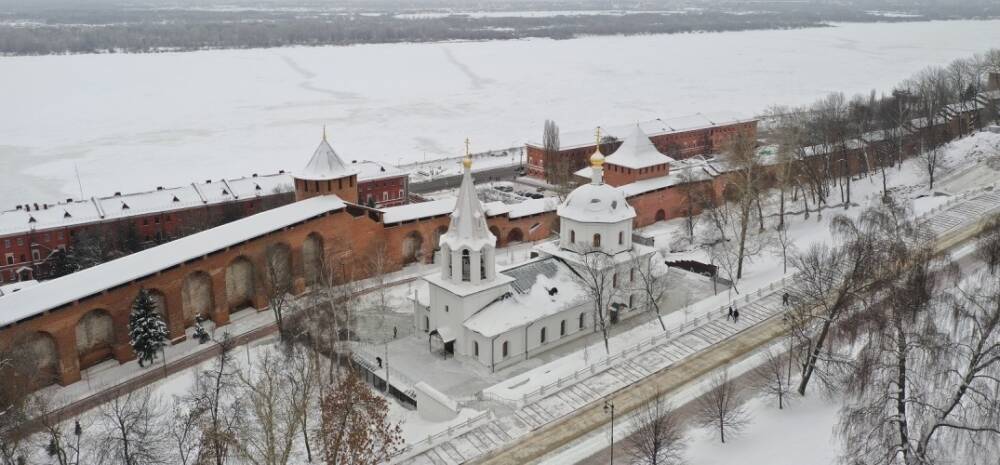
463,156 -> 473,169
590,150 -> 605,167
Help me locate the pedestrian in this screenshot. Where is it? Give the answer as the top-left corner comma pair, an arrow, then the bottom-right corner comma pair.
782,292 -> 790,306
728,306 -> 734,321
733,308 -> 740,323
393,326 -> 398,339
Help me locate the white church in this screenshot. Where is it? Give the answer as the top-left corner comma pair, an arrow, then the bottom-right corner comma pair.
414,143 -> 659,372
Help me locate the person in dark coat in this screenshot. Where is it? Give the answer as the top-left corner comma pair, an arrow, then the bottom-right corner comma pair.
728,306 -> 734,321
733,308 -> 740,323
782,292 -> 790,306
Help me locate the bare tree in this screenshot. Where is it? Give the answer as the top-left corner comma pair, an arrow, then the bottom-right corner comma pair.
0,337 -> 44,465
721,132 -> 766,279
774,222 -> 793,275
570,247 -> 622,354
286,345 -> 319,463
631,250 -> 670,331
262,242 -> 294,340
366,238 -> 392,315
753,349 -> 792,410
188,334 -> 241,465
542,120 -> 578,200
94,387 -> 166,465
166,401 -> 203,465
624,395 -> 686,465
319,371 -> 403,465
233,348 -> 304,465
695,370 -> 749,444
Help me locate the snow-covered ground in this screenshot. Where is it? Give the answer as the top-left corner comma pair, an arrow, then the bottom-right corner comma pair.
4,20 -> 1000,204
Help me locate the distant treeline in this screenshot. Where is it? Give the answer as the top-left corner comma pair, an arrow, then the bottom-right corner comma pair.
0,0 -> 998,56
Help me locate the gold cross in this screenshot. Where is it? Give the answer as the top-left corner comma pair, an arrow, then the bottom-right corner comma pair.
465,137 -> 471,157
595,127 -> 602,147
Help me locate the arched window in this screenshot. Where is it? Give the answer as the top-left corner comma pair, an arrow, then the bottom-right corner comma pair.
570,230 -> 575,243
579,313 -> 585,329
593,233 -> 601,247
629,294 -> 635,308
618,231 -> 624,245
560,320 -> 566,336
461,249 -> 471,281
502,341 -> 509,358
540,327 -> 547,344
473,341 -> 479,357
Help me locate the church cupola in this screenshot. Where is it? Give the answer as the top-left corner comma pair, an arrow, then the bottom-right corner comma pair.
557,128 -> 637,255
438,140 -> 497,284
293,127 -> 360,203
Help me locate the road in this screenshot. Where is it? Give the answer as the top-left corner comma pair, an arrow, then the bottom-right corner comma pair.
409,164 -> 524,194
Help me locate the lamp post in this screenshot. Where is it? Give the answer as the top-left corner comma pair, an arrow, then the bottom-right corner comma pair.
604,399 -> 615,464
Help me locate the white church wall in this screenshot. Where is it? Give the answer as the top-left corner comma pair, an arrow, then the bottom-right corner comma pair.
560,218 -> 632,255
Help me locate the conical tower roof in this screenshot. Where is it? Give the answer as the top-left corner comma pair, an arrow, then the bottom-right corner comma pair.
604,124 -> 674,169
296,130 -> 359,181
439,155 -> 496,251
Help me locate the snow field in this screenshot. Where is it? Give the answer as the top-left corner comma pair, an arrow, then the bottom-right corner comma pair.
4,20 -> 1000,203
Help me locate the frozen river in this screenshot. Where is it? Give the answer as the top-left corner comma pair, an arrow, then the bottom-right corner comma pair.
2,19 -> 1000,204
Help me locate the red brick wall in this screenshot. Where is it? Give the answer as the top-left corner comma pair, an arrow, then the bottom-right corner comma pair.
359,175 -> 408,208
294,175 -> 359,204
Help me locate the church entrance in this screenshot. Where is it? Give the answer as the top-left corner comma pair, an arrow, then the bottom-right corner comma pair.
428,327 -> 456,358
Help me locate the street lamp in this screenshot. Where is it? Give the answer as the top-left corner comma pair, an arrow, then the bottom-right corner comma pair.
604,399 -> 615,464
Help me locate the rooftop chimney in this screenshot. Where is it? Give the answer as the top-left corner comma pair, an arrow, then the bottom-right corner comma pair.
114,192 -> 121,196
66,198 -> 72,203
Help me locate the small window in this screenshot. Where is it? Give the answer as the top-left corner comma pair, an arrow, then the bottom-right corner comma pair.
16,238 -> 23,246
560,320 -> 566,336
630,268 -> 635,282
143,218 -> 148,225
3,239 -> 9,248
618,231 -> 623,245
540,327 -> 547,344
383,192 -> 389,201
473,341 -> 479,357
613,273 -> 618,288
502,341 -> 509,358
445,305 -> 449,313
570,230 -> 575,243
424,316 -> 429,332
593,233 -> 601,247
5,254 -> 13,265
399,190 -> 404,199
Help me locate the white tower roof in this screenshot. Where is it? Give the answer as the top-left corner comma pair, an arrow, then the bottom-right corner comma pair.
439,156 -> 496,251
296,130 -> 359,181
558,134 -> 636,224
604,124 -> 674,169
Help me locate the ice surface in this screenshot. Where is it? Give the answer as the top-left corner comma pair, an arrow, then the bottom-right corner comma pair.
4,20 -> 1000,204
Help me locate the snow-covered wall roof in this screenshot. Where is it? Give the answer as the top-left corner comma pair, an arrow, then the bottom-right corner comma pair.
0,195 -> 346,328
527,112 -> 754,149
0,173 -> 293,237
352,160 -> 407,182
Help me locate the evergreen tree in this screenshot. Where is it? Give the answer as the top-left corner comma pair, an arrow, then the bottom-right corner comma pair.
47,248 -> 78,278
128,289 -> 168,367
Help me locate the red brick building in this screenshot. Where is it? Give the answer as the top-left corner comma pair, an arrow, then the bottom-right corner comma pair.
526,113 -> 758,179
354,160 -> 410,208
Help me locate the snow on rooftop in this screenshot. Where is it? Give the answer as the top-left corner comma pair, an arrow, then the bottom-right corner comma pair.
618,165 -> 714,198
0,195 -> 346,328
296,138 -> 359,181
528,112 -> 752,149
604,124 -> 675,169
352,160 -> 406,182
0,280 -> 38,298
0,173 -> 292,236
464,259 -> 587,337
381,197 -> 510,224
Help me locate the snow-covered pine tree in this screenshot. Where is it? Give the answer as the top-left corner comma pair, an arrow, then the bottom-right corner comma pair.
193,321 -> 210,344
128,288 -> 168,367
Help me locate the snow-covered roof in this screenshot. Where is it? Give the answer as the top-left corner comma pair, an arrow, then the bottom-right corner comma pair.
0,195 -> 347,328
527,113 -> 753,149
296,137 -> 359,181
439,159 -> 497,251
618,165 -> 714,198
464,258 -> 587,337
604,125 -> 675,169
0,173 -> 293,237
0,280 -> 38,298
380,197 -> 507,225
558,165 -> 636,224
351,160 -> 406,182
483,197 -> 560,219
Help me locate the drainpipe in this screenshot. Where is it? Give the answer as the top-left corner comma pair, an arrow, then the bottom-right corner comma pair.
490,333 -> 501,373
524,321 -> 535,361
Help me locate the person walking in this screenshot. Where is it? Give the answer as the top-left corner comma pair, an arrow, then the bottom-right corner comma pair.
733,308 -> 740,323
782,292 -> 790,306
728,306 -> 734,321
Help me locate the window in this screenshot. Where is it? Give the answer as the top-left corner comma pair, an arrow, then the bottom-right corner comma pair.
445,305 -> 449,313
593,233 -> 601,247
540,327 -> 547,344
3,239 -> 9,249
154,217 -> 160,224
383,192 -> 389,201
399,190 -> 404,199
142,218 -> 148,226
314,181 -> 320,192
5,254 -> 13,265
618,231 -> 623,245
579,313 -> 585,329
473,341 -> 479,357
560,320 -> 566,336
43,233 -> 50,242
424,316 -> 429,332
480,253 -> 486,280
16,238 -> 23,246
31,249 -> 40,262
461,249 -> 471,282
629,294 -> 635,308
570,230 -> 575,243
502,341 -> 509,358
630,268 -> 635,282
